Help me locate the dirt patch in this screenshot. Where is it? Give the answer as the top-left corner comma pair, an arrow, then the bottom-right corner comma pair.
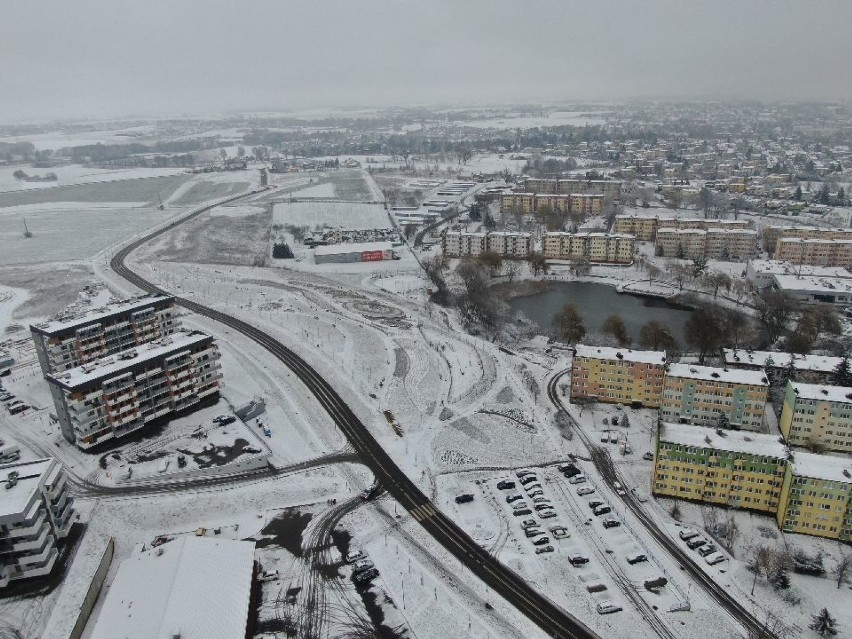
392,348 -> 409,379
254,509 -> 313,556
450,417 -> 490,444
495,386 -> 515,404
179,438 -> 256,468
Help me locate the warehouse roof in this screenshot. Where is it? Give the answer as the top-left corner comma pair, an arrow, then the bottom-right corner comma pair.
772,274 -> 852,295
666,363 -> 768,386
89,536 -> 255,639
573,344 -> 666,365
660,422 -> 787,459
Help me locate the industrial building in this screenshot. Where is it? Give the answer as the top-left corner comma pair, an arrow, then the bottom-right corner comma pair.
442,231 -> 532,258
88,536 -> 255,639
570,345 -> 667,408
0,458 -> 74,588
660,364 -> 768,431
723,349 -> 843,385
45,331 -> 221,450
652,423 -> 787,514
30,295 -> 178,376
313,242 -> 397,264
779,381 -> 852,453
543,232 -> 635,264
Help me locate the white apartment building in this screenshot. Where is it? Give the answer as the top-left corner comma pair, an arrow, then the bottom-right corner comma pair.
0,458 -> 74,588
442,231 -> 531,258
30,295 -> 177,376
45,331 -> 222,450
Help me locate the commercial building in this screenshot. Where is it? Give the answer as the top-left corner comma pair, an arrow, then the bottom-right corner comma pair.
652,423 -> 787,514
570,345 -> 666,408
0,458 -> 74,588
723,349 -> 843,385
88,536 -> 255,639
30,295 -> 177,376
771,273 -> 852,306
774,238 -> 852,268
776,452 -> 852,542
442,231 -> 531,258
313,241 -> 397,264
661,364 -> 768,431
779,381 -> 852,453
745,260 -> 852,290
543,232 -> 635,264
655,227 -> 757,261
45,331 -> 222,450
613,215 -> 749,241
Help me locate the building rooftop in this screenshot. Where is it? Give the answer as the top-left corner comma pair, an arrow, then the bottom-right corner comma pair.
705,228 -> 757,236
723,349 -> 842,374
313,241 -> 394,256
747,260 -> 852,279
656,228 -> 706,235
777,237 -> 852,246
789,381 -> 852,404
30,295 -> 173,337
574,344 -> 666,365
791,451 -> 852,484
0,458 -> 53,520
666,363 -> 768,386
659,422 -> 787,459
46,331 -> 213,391
89,536 -> 255,639
772,274 -> 852,295
486,231 -> 531,237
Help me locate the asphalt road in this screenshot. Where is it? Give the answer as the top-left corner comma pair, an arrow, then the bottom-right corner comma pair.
109,190 -> 602,639
546,370 -> 779,639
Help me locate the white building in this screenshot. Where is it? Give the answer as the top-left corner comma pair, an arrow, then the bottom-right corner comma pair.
746,260 -> 852,290
771,273 -> 852,306
89,536 -> 255,639
0,458 -> 74,588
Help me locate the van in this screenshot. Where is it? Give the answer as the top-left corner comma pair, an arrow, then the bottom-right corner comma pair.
568,474 -> 586,485
596,600 -> 622,615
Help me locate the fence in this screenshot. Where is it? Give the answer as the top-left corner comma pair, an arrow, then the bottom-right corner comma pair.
67,537 -> 114,639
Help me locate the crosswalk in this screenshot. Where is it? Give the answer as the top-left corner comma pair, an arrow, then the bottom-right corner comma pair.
409,503 -> 438,522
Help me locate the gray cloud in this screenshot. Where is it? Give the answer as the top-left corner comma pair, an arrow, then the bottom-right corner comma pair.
2,0 -> 851,122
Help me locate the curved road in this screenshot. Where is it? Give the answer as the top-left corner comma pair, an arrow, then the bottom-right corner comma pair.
546,370 -> 778,639
109,191 -> 600,639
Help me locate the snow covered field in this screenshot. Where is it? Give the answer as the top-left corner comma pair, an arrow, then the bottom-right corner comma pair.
272,200 -> 391,230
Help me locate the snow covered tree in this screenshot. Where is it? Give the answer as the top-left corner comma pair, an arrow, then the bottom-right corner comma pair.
809,608 -> 838,637
831,354 -> 852,387
794,184 -> 802,201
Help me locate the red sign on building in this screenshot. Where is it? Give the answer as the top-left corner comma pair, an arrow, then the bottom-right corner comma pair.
361,250 -> 385,262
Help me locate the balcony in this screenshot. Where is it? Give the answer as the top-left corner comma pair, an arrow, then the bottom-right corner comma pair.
0,523 -> 49,555
2,511 -> 46,540
14,547 -> 58,580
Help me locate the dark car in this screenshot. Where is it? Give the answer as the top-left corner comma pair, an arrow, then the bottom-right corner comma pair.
506,494 -> 524,503
534,503 -> 553,512
512,508 -> 533,517
588,500 -> 604,509
525,528 -> 544,538
532,536 -> 551,546
593,505 -> 612,516
497,480 -> 516,490
602,518 -> 621,529
455,494 -> 474,504
562,466 -> 581,478
353,567 -> 379,584
519,475 -> 538,486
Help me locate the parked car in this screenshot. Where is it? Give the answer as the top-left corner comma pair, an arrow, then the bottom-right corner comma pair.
558,463 -> 577,473
511,501 -> 528,511
519,475 -> 538,486
549,526 -> 569,539
512,509 -> 532,517
535,545 -> 554,554
506,494 -> 523,503
497,480 -> 515,490
596,601 -> 623,615
353,559 -> 375,573
534,503 -> 553,512
8,404 -> 28,415
678,528 -> 699,541
698,544 -> 718,557
259,569 -> 279,582
526,489 -> 543,498
568,554 -> 589,566
515,469 -> 535,478
613,482 -> 626,496
643,451 -> 654,461
576,486 -> 595,496
523,482 -> 542,492
686,536 -> 708,550
520,518 -> 537,529
532,496 -> 549,504
562,466 -> 582,478
532,536 -> 551,546
539,510 -> 557,519
525,528 -> 544,538
568,474 -> 586,484
455,494 -> 474,504
626,552 -> 647,565
593,505 -> 612,516
587,500 -> 604,509
602,518 -> 620,529
705,552 -> 726,566
353,567 -> 379,584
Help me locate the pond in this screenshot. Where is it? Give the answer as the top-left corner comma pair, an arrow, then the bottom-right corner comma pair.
509,281 -> 694,346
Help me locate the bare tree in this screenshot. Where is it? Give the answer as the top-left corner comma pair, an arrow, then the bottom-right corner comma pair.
553,303 -> 586,344
684,303 -> 730,363
528,252 -> 549,277
754,290 -> 800,344
603,315 -> 630,346
639,320 -> 678,352
834,551 -> 852,589
701,271 -> 732,298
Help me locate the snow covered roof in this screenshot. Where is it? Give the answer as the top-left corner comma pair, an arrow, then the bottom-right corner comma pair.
573,344 -> 666,365
747,260 -> 852,279
723,349 -> 842,374
31,295 -> 173,336
777,237 -> 852,246
789,381 -> 852,404
314,241 -> 394,256
790,451 -> 852,484
705,228 -> 757,236
0,458 -> 53,520
46,331 -> 214,390
89,536 -> 255,639
656,228 -> 706,235
666,363 -> 768,386
772,274 -> 852,295
659,423 -> 787,459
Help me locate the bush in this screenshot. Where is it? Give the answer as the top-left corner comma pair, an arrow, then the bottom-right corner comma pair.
793,549 -> 825,576
272,242 -> 294,259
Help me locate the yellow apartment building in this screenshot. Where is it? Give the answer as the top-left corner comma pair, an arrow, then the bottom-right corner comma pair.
776,452 -> 852,542
500,193 -> 536,216
704,229 -> 758,260
661,364 -> 768,431
570,344 -> 667,407
656,228 -> 707,260
653,423 -> 787,513
543,232 -> 635,264
774,238 -> 852,267
779,381 -> 852,453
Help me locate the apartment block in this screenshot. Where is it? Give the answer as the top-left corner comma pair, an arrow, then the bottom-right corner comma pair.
30,295 -> 177,376
500,193 -> 536,216
500,193 -> 604,217
723,349 -> 843,385
779,381 -> 852,453
661,364 -> 768,431
774,238 -> 852,267
704,229 -> 758,260
442,231 -> 530,258
570,344 -> 666,408
776,453 -> 852,542
655,228 -> 707,260
653,423 -> 786,513
613,215 -> 750,242
524,178 -> 622,200
543,232 -> 635,264
0,458 -> 74,588
45,331 -> 222,450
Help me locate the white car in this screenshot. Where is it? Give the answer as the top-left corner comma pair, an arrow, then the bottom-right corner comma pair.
596,600 -> 623,615
568,474 -> 586,485
345,549 -> 364,563
705,552 -> 726,566
576,486 -> 595,496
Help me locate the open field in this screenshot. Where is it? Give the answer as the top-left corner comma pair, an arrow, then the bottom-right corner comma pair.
272,201 -> 390,230
0,174 -> 190,208
170,179 -> 251,206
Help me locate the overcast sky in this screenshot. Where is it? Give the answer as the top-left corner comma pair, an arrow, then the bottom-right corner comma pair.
2,0 -> 851,123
